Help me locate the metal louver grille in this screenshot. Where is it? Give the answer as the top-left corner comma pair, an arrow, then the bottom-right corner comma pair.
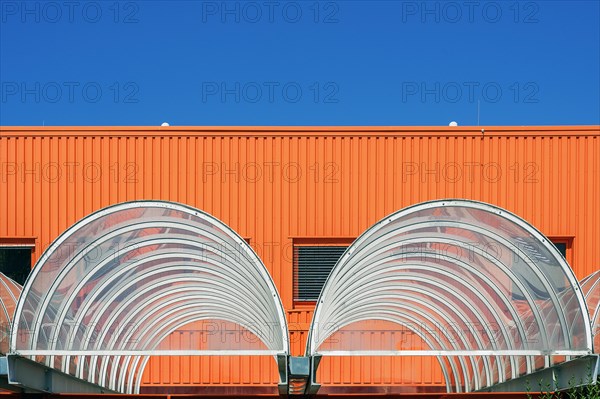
294,246 -> 347,301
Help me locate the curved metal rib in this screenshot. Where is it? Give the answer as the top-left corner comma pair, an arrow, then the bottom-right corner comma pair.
307,199 -> 593,393
10,201 -> 289,392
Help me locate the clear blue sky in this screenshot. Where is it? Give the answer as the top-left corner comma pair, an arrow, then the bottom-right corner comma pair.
1,0 -> 599,126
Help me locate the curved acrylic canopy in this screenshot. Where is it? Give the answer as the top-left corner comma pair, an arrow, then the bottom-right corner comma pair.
580,270 -> 600,353
10,201 -> 289,393
0,273 -> 22,354
307,200 -> 592,392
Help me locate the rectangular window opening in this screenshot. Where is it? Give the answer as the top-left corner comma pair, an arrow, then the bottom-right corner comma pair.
0,242 -> 34,285
293,238 -> 354,305
548,237 -> 573,266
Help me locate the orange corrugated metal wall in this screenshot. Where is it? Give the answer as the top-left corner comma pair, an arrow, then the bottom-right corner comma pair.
1,126 -> 599,388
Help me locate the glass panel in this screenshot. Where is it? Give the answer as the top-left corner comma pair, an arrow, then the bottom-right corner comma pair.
11,201 -> 288,392
309,200 -> 592,391
0,273 -> 21,354
580,271 -> 600,353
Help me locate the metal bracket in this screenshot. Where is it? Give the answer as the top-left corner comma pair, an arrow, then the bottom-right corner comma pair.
277,353 -> 288,395
6,354 -> 119,393
307,354 -> 322,395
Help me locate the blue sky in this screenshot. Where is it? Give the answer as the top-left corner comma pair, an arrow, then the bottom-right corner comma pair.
1,0 -> 599,126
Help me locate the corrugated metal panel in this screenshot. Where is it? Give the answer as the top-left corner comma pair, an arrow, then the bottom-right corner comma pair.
1,126 -> 599,388
140,321 -> 279,386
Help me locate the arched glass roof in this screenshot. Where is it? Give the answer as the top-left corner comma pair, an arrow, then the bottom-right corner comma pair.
307,200 -> 592,392
580,271 -> 600,353
10,201 -> 289,394
0,273 -> 22,354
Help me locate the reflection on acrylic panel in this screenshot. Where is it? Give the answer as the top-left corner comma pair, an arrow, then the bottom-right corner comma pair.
11,201 -> 289,394
308,200 -> 592,392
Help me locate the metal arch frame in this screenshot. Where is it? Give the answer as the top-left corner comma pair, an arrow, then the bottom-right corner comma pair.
50,235 -> 281,353
320,256 -> 525,350
410,281 -> 508,386
315,269 -> 516,382
120,309 -> 282,394
11,200 -> 289,356
99,293 -> 281,389
55,256 -> 281,372
314,222 -> 566,351
326,298 -> 476,389
307,201 -> 590,353
76,279 -> 281,384
132,356 -> 152,393
558,280 -> 592,351
66,256 -> 282,353
77,250 -> 504,394
317,247 -> 539,355
80,274 -> 282,385
310,200 -> 592,354
37,220 -> 280,352
580,270 -> 600,353
10,200 -> 290,393
0,301 -> 9,328
0,275 -> 21,305
114,307 -> 283,393
95,296 -> 275,387
327,299 -> 482,391
102,285 -> 276,355
326,310 -> 474,393
313,256 -> 534,377
557,271 -> 600,356
82,270 -> 279,348
127,311 -> 287,394
321,286 -> 492,390
544,272 -> 600,365
42,270 -> 282,348
582,272 -> 600,322
129,311 -> 289,394
0,274 -> 21,354
81,292 -> 263,383
116,311 -> 254,392
342,281 -> 506,385
111,308 -> 270,392
413,220 -> 571,342
314,260 -> 525,388
0,275 -> 21,320
307,199 -> 593,393
324,311 -> 463,392
321,279 -> 505,386
314,230 -> 548,348
61,248 -> 282,358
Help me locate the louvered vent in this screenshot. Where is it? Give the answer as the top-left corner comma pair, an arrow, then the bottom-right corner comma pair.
294,246 -> 347,301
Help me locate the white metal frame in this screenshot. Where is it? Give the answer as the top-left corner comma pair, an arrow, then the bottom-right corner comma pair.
580,270 -> 600,354
9,201 -> 290,393
307,199 -> 593,393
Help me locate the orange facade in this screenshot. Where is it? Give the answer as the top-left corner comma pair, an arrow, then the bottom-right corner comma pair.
1,126 -> 599,390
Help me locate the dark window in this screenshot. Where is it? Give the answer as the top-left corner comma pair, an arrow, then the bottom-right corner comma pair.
552,242 -> 567,258
294,246 -> 347,302
0,247 -> 32,284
